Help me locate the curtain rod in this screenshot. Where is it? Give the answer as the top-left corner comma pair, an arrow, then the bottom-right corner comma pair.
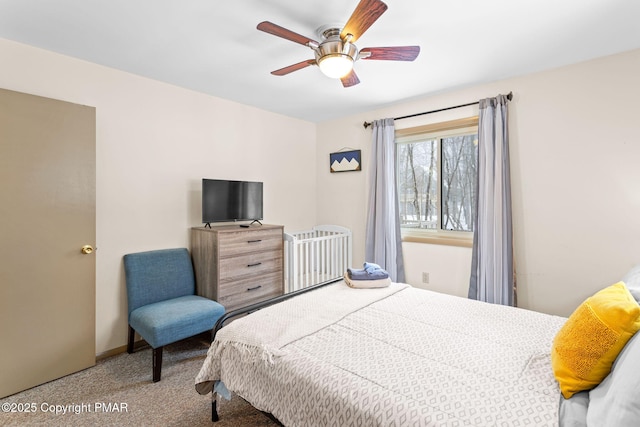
362,91 -> 513,129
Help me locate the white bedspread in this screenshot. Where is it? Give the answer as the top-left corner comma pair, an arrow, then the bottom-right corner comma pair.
196,281 -> 566,426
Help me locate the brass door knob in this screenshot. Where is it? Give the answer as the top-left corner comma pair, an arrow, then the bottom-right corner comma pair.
81,245 -> 94,255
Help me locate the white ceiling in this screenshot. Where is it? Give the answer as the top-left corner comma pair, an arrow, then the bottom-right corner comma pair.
1,0 -> 639,122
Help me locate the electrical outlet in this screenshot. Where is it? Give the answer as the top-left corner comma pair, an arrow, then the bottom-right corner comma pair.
422,272 -> 429,284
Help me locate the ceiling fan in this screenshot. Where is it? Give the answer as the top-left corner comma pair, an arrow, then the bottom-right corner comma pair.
257,0 -> 420,88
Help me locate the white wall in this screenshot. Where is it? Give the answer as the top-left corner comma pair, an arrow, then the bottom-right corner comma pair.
317,48 -> 640,317
0,38 -> 317,354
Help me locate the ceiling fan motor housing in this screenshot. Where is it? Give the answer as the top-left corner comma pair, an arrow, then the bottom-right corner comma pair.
314,28 -> 358,78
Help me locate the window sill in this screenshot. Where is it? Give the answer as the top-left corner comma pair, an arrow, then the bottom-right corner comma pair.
401,230 -> 473,248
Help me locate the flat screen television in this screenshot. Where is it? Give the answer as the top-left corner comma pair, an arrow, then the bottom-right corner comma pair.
202,179 -> 263,224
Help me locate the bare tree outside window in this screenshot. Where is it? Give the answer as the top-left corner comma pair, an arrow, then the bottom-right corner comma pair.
397,131 -> 477,232
397,139 -> 437,229
442,135 -> 477,231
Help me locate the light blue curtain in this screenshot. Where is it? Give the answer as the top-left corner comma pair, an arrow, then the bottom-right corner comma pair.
468,94 -> 514,305
365,118 -> 405,282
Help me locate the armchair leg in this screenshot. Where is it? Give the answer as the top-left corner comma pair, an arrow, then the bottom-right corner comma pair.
152,346 -> 163,382
212,400 -> 219,422
127,326 -> 135,354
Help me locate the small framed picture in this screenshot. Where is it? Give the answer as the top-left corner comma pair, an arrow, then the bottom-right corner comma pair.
330,149 -> 361,173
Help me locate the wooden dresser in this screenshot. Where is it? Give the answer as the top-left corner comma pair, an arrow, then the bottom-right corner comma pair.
190,224 -> 284,312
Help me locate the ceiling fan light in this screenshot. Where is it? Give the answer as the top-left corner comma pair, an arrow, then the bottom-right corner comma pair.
318,54 -> 354,79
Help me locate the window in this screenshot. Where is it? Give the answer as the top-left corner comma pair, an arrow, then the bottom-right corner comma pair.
396,117 -> 478,245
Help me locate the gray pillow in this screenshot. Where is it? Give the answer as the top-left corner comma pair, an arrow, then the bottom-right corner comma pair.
559,391 -> 588,427
586,331 -> 640,426
622,264 -> 640,302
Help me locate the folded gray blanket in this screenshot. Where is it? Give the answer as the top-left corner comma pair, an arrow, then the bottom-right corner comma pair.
347,262 -> 390,280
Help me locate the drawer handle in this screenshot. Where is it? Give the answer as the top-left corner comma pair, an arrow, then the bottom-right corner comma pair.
247,285 -> 262,291
247,239 -> 262,243
247,262 -> 262,267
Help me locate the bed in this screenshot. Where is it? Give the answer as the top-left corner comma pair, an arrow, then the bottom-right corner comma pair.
195,274 -> 640,426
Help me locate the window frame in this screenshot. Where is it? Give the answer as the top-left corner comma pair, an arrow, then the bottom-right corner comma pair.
395,116 -> 479,247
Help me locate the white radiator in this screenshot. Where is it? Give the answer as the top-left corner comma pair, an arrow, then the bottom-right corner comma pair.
284,225 -> 352,293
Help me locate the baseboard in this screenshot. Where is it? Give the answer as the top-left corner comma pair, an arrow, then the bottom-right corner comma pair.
96,332 -> 212,361
96,340 -> 150,361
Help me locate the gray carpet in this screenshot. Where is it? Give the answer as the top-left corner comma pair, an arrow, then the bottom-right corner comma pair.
0,335 -> 278,426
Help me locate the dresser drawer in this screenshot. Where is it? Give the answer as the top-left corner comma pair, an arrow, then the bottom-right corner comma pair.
217,271 -> 283,311
218,250 -> 282,283
218,228 -> 282,258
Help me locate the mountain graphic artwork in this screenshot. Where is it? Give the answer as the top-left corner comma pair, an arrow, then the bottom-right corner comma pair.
330,151 -> 360,172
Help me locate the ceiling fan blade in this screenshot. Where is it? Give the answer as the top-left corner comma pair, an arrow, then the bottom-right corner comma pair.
271,60 -> 316,76
340,0 -> 388,43
359,46 -> 420,61
257,21 -> 318,47
340,70 -> 360,88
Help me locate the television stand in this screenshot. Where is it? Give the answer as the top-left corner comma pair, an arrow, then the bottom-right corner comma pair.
204,222 -> 212,229
250,220 -> 262,226
190,224 -> 285,312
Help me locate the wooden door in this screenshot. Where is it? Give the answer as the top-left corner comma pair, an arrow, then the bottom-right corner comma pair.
0,88 -> 96,398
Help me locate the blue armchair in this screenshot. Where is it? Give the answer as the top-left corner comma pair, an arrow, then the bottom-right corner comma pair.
123,248 -> 225,382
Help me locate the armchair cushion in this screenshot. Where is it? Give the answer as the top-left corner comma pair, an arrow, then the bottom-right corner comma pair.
124,248 -> 197,315
129,295 -> 225,349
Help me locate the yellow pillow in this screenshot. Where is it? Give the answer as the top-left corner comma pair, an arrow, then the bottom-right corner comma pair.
551,282 -> 640,398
